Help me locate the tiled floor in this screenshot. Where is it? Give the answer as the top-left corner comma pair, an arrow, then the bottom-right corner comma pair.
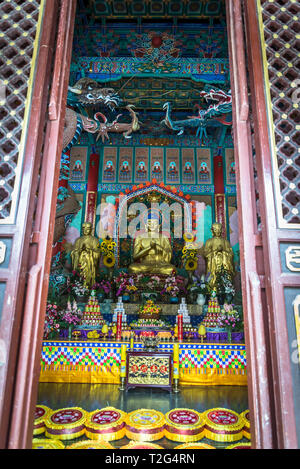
36,383 -> 249,449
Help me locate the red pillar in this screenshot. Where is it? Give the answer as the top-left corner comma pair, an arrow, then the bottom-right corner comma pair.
213,149 -> 227,237
85,149 -> 100,232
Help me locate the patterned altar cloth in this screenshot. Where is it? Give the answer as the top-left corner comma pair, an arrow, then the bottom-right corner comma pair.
40,342 -> 247,386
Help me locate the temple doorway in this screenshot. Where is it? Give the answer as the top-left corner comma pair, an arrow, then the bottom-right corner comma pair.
33,1 -> 250,450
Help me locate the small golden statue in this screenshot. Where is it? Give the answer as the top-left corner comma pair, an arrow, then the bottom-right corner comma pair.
201,222 -> 235,290
128,211 -> 176,275
71,222 -> 101,288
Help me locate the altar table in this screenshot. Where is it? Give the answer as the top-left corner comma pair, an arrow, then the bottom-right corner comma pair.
40,341 -> 247,386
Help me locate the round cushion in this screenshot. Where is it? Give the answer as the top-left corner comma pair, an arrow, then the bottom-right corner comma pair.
85,407 -> 126,441
32,438 -> 65,449
45,407 -> 86,440
66,440 -> 114,449
203,408 -> 244,442
125,409 -> 165,442
174,442 -> 216,449
164,408 -> 205,443
240,410 -> 251,439
121,441 -> 164,449
33,405 -> 51,436
226,442 -> 252,449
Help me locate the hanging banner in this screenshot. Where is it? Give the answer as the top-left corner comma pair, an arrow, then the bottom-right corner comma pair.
197,148 -> 211,184
102,147 -> 117,183
118,147 -> 133,183
182,148 -> 196,184
166,148 -> 180,184
135,147 -> 149,183
150,147 -> 164,183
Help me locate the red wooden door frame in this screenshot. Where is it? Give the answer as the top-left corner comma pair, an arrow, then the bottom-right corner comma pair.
1,0 -> 298,449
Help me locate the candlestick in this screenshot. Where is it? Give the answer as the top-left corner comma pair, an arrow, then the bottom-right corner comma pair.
173,343 -> 179,379
178,314 -> 183,342
130,332 -> 134,350
120,343 -> 127,379
116,312 -> 122,341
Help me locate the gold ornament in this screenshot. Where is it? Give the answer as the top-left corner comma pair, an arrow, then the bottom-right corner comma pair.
70,222 -> 100,289
129,217 -> 176,275
200,222 -> 235,290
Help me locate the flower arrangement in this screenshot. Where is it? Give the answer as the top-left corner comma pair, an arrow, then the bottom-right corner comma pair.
70,279 -> 89,298
138,300 -> 162,316
217,307 -> 243,332
100,236 -> 116,268
60,300 -> 83,327
215,266 -> 235,301
135,274 -> 161,291
161,274 -> 186,297
182,233 -> 199,271
92,279 -> 111,295
115,272 -> 131,297
188,274 -> 209,295
44,303 -> 61,339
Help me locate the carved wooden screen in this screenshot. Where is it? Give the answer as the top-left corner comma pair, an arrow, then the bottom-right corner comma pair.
0,0 -> 76,449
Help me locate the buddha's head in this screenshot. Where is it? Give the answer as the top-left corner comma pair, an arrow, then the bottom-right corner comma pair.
146,218 -> 160,234
82,222 -> 93,236
211,222 -> 222,237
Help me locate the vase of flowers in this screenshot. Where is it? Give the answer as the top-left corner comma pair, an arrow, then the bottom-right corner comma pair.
188,274 -> 209,304
92,279 -> 111,303
216,305 -> 243,343
70,279 -> 89,302
161,273 -> 186,303
215,267 -> 235,306
44,303 -> 61,339
60,300 -> 83,340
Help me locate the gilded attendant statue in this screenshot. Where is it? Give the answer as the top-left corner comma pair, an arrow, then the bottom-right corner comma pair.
71,222 -> 101,288
128,212 -> 176,275
201,222 -> 234,290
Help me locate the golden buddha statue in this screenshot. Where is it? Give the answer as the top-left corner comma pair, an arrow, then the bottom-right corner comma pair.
128,211 -> 176,275
201,222 -> 235,290
70,221 -> 101,288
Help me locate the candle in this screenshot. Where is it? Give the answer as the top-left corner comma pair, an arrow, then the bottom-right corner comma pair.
116,312 -> 122,341
173,343 -> 179,379
178,314 -> 183,342
130,333 -> 134,350
120,343 -> 127,378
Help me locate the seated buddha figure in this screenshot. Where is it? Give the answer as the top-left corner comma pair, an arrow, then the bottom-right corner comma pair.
128,211 -> 176,275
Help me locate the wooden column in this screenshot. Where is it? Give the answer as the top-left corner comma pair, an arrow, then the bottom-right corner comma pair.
4,0 -> 77,449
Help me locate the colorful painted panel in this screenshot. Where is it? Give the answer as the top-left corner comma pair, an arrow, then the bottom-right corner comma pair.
39,342 -> 247,386
118,147 -> 133,183
225,149 -> 236,185
102,147 -> 117,183
182,148 -> 196,184
69,146 -> 88,181
197,148 -> 211,184
166,148 -> 180,184
150,147 -> 164,183
135,147 -> 149,183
